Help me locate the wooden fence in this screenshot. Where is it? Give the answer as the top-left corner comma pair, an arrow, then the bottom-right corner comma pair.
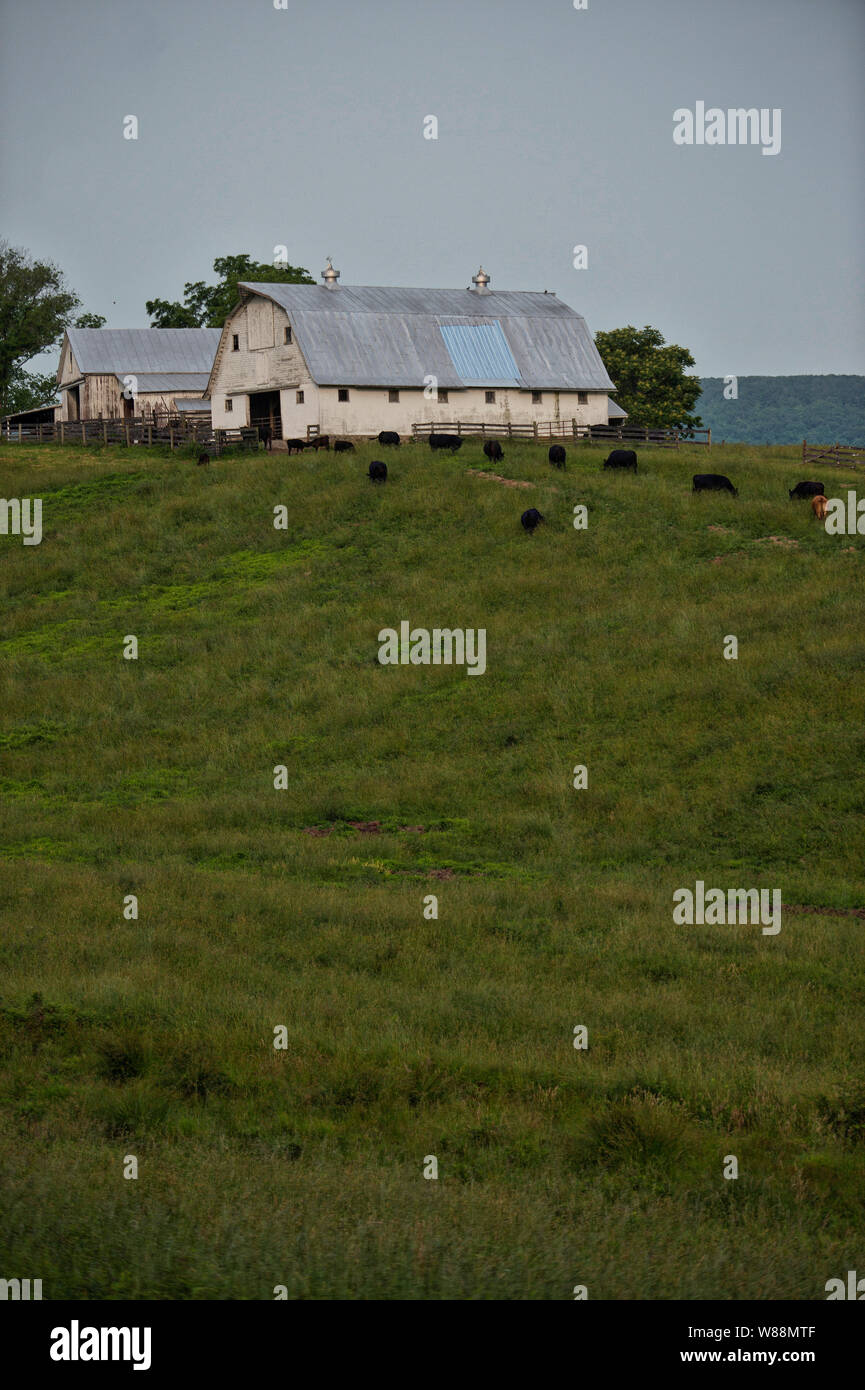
412,420 -> 711,448
802,439 -> 865,471
2,415 -> 258,452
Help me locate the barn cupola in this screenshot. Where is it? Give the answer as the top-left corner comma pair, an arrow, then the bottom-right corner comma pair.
471,266 -> 491,294
321,256 -> 340,288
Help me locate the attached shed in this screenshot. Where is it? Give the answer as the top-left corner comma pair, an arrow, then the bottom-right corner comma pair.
56,328 -> 221,421
205,262 -> 617,441
2,402 -> 60,437
607,398 -> 628,424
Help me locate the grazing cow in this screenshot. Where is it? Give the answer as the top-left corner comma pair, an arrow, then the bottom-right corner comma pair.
285,438 -> 306,455
429,433 -> 463,452
603,449 -> 637,471
548,445 -> 566,469
197,453 -> 209,467
369,460 -> 388,483
811,494 -> 829,521
483,440 -> 503,463
521,507 -> 544,532
378,431 -> 400,446
789,480 -> 825,500
334,440 -> 355,452
307,435 -> 330,450
693,473 -> 738,496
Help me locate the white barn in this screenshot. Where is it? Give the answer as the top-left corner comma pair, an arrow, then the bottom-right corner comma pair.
205,263 -> 623,441
56,328 -> 221,422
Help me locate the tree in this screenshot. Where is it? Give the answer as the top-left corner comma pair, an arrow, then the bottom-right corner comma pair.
594,325 -> 703,432
3,367 -> 60,415
73,312 -> 107,329
0,242 -> 83,414
146,253 -> 315,328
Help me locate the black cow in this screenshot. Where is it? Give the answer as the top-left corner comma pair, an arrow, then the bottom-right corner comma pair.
285,438 -> 306,455
789,480 -> 825,500
258,424 -> 273,451
521,508 -> 544,533
197,453 -> 209,467
483,440 -> 503,462
307,435 -> 330,450
603,449 -> 637,471
369,460 -> 388,483
693,473 -> 738,496
429,433 -> 463,452
378,431 -> 400,446
549,445 -> 566,468
334,440 -> 355,453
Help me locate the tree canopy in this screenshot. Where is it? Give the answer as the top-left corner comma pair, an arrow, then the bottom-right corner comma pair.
0,243 -> 105,414
595,325 -> 703,432
146,253 -> 315,328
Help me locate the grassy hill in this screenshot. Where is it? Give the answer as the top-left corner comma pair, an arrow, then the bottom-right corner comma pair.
697,375 -> 865,445
1,436 -> 864,1300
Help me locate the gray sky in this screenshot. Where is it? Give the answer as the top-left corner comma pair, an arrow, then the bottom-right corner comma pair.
1,0 -> 863,377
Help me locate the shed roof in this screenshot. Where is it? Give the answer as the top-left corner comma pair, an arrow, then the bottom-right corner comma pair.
607,398 -> 628,418
231,283 -> 615,391
66,328 -> 221,375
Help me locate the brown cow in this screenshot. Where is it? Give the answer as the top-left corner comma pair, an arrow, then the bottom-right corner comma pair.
811,494 -> 829,521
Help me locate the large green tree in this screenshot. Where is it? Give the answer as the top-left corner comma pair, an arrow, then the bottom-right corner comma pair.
146,253 -> 315,328
595,325 -> 703,432
0,243 -> 103,414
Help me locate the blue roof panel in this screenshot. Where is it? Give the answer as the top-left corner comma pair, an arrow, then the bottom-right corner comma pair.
439,321 -> 522,387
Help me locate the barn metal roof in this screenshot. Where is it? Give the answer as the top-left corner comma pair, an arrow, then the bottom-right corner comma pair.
232,283 -> 615,391
607,398 -> 628,418
173,397 -> 211,413
67,328 -> 221,375
113,373 -> 212,392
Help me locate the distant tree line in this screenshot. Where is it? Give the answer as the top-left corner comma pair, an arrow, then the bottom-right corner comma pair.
696,376 -> 865,445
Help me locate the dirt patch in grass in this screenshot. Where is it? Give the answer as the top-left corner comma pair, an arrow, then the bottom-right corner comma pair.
471,471 -> 533,489
303,822 -> 427,837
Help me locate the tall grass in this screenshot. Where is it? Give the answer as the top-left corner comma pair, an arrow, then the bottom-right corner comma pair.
1,437 -> 863,1298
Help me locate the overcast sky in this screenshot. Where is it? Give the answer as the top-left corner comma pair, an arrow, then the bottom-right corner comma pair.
1,0 -> 863,378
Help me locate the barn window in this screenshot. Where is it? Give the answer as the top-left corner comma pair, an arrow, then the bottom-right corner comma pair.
485,391 -> 496,404
225,398 -> 233,412
577,391 -> 588,404
338,389 -> 349,402
388,389 -> 399,403
232,334 -> 239,351
532,391 -> 542,404
437,388 -> 449,404
296,390 -> 304,404
284,326 -> 292,344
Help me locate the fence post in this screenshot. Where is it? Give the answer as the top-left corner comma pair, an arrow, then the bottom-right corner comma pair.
81,421 -> 87,444
148,423 -> 153,447
802,439 -> 807,466
125,421 -> 130,447
169,425 -> 175,449
707,428 -> 711,450
18,424 -> 22,442
60,420 -> 65,444
533,420 -> 538,439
